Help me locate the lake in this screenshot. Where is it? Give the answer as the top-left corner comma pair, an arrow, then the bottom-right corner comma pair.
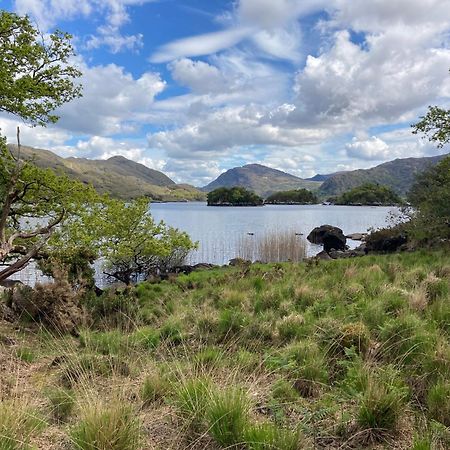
10,202 -> 400,285
149,202 -> 401,265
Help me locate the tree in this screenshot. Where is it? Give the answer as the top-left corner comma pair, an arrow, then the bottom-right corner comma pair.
97,198 -> 197,285
413,106 -> 450,148
0,11 -> 82,125
0,136 -> 100,282
265,189 -> 318,204
0,10 -> 84,281
207,187 -> 263,206
334,183 -> 402,206
407,156 -> 450,241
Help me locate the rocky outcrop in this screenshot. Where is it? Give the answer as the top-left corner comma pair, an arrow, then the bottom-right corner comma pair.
307,225 -> 347,252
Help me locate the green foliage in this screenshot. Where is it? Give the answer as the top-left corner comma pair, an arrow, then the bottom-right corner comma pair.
99,197 -> 197,284
207,186 -> 263,206
335,183 -> 402,205
413,105 -> 450,148
356,376 -> 407,433
0,11 -> 81,125
71,403 -> 141,450
265,188 -> 318,204
407,155 -> 450,241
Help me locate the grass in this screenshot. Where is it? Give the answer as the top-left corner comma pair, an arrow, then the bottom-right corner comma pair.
1,249 -> 450,448
71,402 -> 141,450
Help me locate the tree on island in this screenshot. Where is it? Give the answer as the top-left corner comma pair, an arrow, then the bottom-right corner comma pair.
334,183 -> 402,206
265,188 -> 318,204
207,186 -> 263,206
0,11 -> 196,284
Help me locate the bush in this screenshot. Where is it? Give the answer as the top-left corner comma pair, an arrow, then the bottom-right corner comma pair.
71,403 -> 141,450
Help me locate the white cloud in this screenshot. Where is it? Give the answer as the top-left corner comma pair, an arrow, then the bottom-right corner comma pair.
345,136 -> 390,160
150,27 -> 253,63
14,0 -> 153,52
56,62 -> 165,135
169,59 -> 228,94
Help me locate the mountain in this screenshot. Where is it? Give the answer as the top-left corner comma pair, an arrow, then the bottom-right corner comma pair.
7,144 -> 205,201
202,163 -> 322,197
305,173 -> 339,182
319,154 -> 448,197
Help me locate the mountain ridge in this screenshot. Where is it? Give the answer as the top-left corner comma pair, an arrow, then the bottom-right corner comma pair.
7,144 -> 205,201
202,163 -> 322,197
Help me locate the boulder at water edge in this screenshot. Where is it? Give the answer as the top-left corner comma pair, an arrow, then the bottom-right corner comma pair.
307,225 -> 347,252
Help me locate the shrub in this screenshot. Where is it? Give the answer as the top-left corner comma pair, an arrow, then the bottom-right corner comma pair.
71,403 -> 141,450
243,422 -> 300,450
207,389 -> 250,447
427,380 -> 450,426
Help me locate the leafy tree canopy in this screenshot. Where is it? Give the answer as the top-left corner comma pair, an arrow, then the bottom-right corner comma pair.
265,189 -> 318,204
0,10 -> 82,125
407,156 -> 450,241
334,183 -> 402,206
207,186 -> 263,206
413,105 -> 450,148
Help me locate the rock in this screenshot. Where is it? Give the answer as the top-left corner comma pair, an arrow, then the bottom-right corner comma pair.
365,229 -> 408,253
306,225 -> 346,245
0,279 -> 24,289
229,258 -> 252,267
316,250 -> 332,260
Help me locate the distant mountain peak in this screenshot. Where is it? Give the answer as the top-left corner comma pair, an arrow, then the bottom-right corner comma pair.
203,163 -> 321,197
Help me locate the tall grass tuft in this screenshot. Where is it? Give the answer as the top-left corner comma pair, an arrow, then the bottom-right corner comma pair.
243,422 -> 300,450
0,400 -> 45,450
207,388 -> 250,447
71,402 -> 141,450
237,230 -> 306,263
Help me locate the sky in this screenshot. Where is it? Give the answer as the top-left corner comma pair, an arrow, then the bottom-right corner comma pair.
1,0 -> 450,186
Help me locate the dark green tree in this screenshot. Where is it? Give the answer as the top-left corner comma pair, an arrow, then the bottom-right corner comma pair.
0,11 -> 82,125
207,187 -> 263,206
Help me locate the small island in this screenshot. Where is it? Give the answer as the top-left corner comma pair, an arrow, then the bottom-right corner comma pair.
265,188 -> 318,205
333,183 -> 402,206
207,186 -> 264,206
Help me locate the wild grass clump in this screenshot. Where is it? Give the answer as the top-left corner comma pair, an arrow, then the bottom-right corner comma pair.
207,388 -> 250,447
141,372 -> 170,405
427,380 -> 450,426
356,375 -> 408,438
71,402 -> 141,450
0,401 -> 45,450
172,377 -> 212,429
46,386 -> 76,422
243,422 -> 300,450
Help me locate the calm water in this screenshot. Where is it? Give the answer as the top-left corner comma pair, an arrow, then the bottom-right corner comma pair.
10,202 -> 400,285
150,202 -> 401,265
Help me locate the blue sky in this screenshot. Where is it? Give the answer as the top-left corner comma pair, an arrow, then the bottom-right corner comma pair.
1,0 -> 450,185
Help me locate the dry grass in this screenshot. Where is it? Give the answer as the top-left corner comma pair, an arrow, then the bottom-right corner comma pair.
237,230 -> 306,263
